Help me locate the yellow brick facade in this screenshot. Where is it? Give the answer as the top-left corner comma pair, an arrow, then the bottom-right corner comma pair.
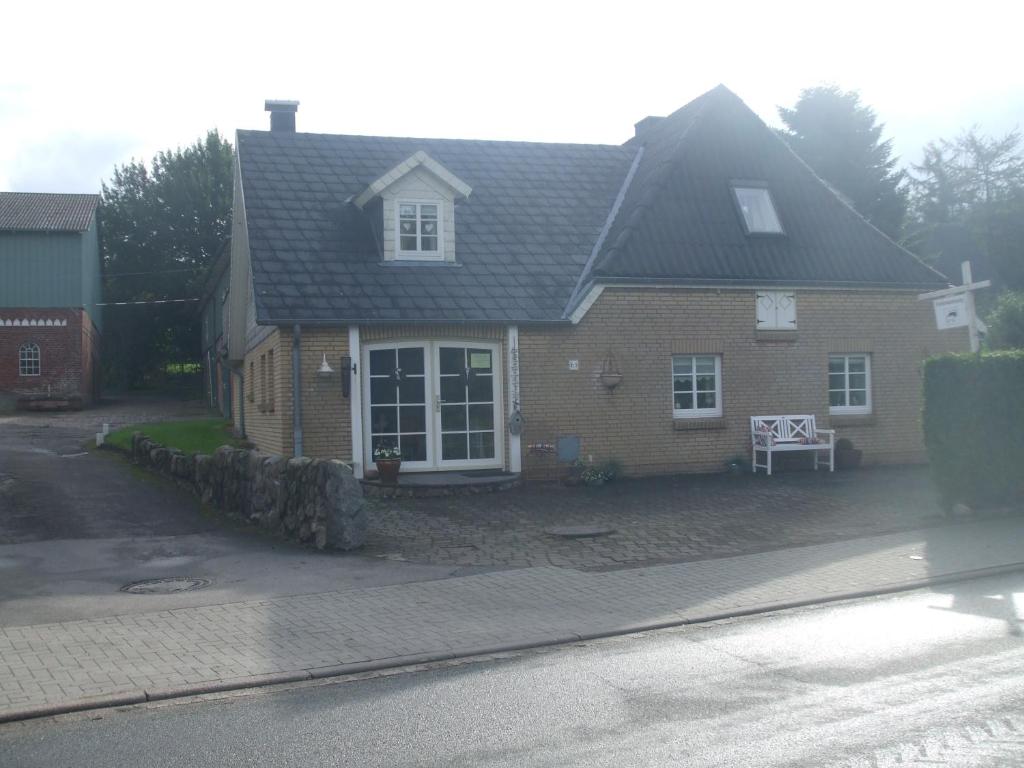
235,288 -> 967,479
517,287 -> 968,479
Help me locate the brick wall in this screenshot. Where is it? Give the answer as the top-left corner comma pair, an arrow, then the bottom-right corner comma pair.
518,288 -> 968,479
296,327 -> 350,461
240,329 -> 290,456
0,308 -> 89,400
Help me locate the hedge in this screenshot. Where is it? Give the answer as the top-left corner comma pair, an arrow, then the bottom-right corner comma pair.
922,351 -> 1024,507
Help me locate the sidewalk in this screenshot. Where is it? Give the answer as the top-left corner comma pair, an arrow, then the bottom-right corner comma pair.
3,517 -> 1024,722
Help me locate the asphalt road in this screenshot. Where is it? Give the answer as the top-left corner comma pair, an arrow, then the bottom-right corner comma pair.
3,573 -> 1023,767
0,407 -> 456,625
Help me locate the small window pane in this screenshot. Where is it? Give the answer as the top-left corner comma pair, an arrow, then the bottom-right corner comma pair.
696,375 -> 716,392
400,235 -> 417,251
468,349 -> 493,372
848,357 -> 866,373
695,357 -> 716,374
828,373 -> 845,390
673,376 -> 693,393
399,405 -> 426,433
440,376 -> 464,403
439,347 -> 465,374
420,205 -> 437,218
830,391 -> 846,407
696,392 -> 716,409
849,390 -> 867,406
373,435 -> 398,452
848,373 -> 866,390
467,373 -> 493,403
468,404 -> 494,430
441,404 -> 467,431
401,434 -> 427,462
399,204 -> 416,218
420,220 -> 437,235
672,358 -> 693,375
370,377 -> 397,405
674,392 -> 694,410
398,376 -> 425,404
828,358 -> 844,374
469,432 -> 495,460
370,349 -> 396,376
442,433 -> 468,460
421,236 -> 438,251
370,406 -> 398,434
397,347 -> 425,375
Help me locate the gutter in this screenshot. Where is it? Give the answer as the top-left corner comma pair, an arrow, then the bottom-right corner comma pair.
231,367 -> 246,438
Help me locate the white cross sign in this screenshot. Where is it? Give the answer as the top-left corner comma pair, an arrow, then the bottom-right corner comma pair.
918,261 -> 991,352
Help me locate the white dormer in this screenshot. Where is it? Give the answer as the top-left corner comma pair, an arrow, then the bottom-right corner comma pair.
354,151 -> 471,263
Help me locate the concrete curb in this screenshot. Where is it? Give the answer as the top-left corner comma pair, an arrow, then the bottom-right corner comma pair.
2,562 -> 1023,725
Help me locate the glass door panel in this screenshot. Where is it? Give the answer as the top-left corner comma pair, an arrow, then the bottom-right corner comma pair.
436,345 -> 497,463
367,346 -> 428,463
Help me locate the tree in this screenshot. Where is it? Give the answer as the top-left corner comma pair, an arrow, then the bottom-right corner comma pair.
101,131 -> 233,389
986,291 -> 1024,349
909,128 -> 1024,291
778,85 -> 908,239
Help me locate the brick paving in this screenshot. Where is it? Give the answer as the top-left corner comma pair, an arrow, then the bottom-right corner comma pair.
2,517 -> 1024,718
364,466 -> 972,570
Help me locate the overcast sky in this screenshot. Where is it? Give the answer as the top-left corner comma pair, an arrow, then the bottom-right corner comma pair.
2,0 -> 1021,194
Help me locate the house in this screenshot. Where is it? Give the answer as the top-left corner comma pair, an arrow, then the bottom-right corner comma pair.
0,192 -> 102,410
198,242 -> 232,418
226,87 -> 967,480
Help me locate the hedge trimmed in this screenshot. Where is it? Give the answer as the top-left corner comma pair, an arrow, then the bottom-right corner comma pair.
923,351 -> 1024,507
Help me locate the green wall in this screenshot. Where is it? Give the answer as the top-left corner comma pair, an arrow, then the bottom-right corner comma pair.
0,214 -> 102,331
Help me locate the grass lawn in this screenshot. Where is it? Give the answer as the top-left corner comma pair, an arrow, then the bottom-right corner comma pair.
106,418 -> 244,455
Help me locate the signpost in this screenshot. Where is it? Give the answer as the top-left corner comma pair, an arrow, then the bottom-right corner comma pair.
918,261 -> 991,353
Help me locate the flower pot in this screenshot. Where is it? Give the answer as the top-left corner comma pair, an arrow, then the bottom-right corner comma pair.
375,458 -> 402,485
599,372 -> 623,390
835,448 -> 863,470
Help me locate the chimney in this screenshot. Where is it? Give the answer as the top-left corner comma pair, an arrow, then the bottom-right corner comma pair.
265,100 -> 300,133
633,115 -> 665,138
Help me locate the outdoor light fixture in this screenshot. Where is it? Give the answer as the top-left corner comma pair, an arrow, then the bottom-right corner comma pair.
317,353 -> 335,377
341,354 -> 353,398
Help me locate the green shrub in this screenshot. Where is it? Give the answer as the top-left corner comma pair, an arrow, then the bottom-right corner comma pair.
923,351 -> 1024,506
986,290 -> 1024,350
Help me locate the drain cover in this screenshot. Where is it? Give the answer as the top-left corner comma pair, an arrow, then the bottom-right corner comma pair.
544,525 -> 616,538
121,577 -> 211,594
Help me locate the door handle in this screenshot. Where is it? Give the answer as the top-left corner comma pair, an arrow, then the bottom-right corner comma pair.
435,395 -> 444,412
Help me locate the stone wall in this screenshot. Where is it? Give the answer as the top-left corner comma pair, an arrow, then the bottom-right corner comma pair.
129,432 -> 366,550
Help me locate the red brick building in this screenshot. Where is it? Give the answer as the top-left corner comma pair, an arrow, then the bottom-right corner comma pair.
0,193 -> 102,410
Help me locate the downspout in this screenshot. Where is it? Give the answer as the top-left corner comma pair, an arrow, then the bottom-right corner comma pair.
233,367 -> 246,438
292,324 -> 303,457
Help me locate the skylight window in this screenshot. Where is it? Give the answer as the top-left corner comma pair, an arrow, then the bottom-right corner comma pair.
732,186 -> 783,234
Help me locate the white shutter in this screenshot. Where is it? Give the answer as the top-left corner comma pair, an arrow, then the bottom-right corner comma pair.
755,291 -> 797,330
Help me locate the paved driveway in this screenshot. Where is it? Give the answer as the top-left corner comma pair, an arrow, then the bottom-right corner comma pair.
364,466 -> 1006,570
0,398 -> 456,627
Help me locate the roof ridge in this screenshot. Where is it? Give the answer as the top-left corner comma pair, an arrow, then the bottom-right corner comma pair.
590,91 -> 719,273
236,128 -> 629,151
765,117 -> 951,284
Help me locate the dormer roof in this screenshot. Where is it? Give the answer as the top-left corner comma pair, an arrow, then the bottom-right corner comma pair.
353,150 -> 472,208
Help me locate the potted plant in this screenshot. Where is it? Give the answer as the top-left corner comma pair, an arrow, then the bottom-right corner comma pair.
834,437 -> 863,470
725,455 -> 749,475
373,444 -> 402,484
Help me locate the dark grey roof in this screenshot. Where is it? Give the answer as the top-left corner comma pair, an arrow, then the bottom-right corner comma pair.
239,86 -> 947,326
0,192 -> 99,232
238,131 -> 634,323
589,86 -> 947,289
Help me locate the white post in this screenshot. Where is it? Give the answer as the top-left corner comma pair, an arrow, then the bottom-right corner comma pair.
507,325 -> 522,474
962,261 -> 980,353
348,326 -> 363,479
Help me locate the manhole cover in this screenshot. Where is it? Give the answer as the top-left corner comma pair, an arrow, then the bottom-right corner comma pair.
121,577 -> 211,594
544,525 -> 616,538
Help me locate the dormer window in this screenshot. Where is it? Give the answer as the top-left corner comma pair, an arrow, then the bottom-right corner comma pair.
732,185 -> 783,234
397,201 -> 442,258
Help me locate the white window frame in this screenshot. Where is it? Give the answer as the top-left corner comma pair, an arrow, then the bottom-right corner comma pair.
731,185 -> 784,235
755,290 -> 797,330
19,342 -> 40,376
395,199 -> 444,260
828,354 -> 872,415
671,354 -> 723,419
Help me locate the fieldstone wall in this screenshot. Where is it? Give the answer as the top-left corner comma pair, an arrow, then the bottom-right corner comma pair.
129,433 -> 366,550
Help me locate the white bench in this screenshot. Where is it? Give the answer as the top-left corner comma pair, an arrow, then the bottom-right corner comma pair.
751,415 -> 835,475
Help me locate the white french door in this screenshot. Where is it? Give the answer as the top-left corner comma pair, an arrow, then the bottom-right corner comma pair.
362,341 -> 503,472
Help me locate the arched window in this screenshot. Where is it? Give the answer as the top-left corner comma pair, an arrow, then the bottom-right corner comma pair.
19,343 -> 41,376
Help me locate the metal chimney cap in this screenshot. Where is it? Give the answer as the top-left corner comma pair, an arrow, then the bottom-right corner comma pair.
264,100 -> 300,112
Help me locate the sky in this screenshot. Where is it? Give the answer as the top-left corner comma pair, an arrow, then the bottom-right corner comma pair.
2,0 -> 1022,194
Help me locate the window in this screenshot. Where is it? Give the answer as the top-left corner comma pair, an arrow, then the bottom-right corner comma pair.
248,361 -> 255,402
259,354 -> 267,409
267,349 -> 275,411
397,201 -> 441,258
756,291 -> 796,330
829,354 -> 871,415
19,343 -> 40,376
732,186 -> 783,234
672,355 -> 722,418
